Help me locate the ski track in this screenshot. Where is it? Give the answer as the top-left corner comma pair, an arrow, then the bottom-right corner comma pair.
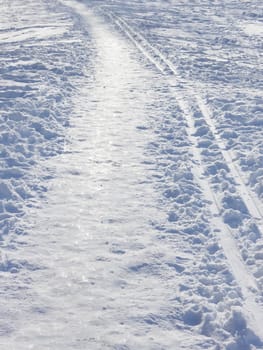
100,7 -> 263,340
195,94 -> 263,227
1,0 -> 263,349
107,9 -> 263,232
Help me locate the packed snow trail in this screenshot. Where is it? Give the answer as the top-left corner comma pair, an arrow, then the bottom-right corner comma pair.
1,0 -> 263,349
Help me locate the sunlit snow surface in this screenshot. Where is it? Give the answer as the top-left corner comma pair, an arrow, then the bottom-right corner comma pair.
241,23 -> 263,36
0,0 -> 263,349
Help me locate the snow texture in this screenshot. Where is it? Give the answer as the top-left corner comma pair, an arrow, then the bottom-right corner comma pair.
0,0 -> 262,349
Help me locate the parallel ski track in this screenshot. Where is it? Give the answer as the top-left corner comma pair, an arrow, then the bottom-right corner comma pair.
108,10 -> 263,235
101,9 -> 263,339
195,94 -> 263,231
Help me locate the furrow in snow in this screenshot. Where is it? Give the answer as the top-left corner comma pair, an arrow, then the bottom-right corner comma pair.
104,12 -> 166,74
195,94 -> 263,229
108,11 -> 263,238
175,93 -> 263,340
103,10 -> 263,340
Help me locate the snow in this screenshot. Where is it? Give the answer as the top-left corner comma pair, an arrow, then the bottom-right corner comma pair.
0,0 -> 263,349
241,23 -> 263,36
0,26 -> 68,43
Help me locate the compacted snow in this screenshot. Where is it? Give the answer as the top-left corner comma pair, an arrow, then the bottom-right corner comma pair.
0,0 -> 262,349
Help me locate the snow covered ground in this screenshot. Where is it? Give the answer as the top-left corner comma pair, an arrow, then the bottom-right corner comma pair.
0,0 -> 262,349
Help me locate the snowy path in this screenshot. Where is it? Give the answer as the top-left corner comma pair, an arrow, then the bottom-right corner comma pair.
0,0 -> 263,349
